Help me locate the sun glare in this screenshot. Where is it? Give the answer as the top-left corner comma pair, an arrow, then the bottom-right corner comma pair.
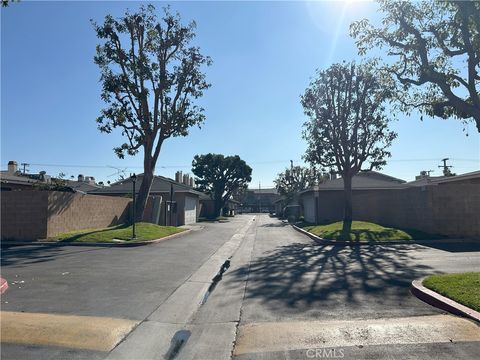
306,0 -> 375,66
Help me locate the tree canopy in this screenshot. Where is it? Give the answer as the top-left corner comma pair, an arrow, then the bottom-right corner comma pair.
351,0 -> 480,132
302,61 -> 396,232
92,5 -> 211,220
192,154 -> 252,218
302,61 -> 397,177
274,165 -> 327,205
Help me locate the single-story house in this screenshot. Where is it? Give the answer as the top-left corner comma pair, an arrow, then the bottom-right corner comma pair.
1,172 -> 39,191
90,174 -> 203,226
199,195 -> 241,218
299,171 -> 406,224
1,160 -> 52,191
236,188 -> 280,213
65,174 -> 103,193
298,169 -> 480,238
1,161 -> 103,193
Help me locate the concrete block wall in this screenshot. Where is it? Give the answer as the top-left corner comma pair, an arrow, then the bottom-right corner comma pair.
46,192 -> 131,237
1,191 -> 49,240
1,191 -> 131,241
430,184 -> 480,237
308,183 -> 480,239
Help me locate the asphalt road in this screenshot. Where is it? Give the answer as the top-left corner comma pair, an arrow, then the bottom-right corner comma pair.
0,215 -> 255,359
1,214 -> 479,359
229,215 -> 480,359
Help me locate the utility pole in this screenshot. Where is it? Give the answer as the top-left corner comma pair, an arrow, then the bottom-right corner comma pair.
20,163 -> 29,174
438,158 -> 453,176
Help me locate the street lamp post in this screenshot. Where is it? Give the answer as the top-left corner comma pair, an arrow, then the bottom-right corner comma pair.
169,182 -> 174,226
131,173 -> 137,239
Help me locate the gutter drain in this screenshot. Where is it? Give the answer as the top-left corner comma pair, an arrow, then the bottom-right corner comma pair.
200,259 -> 231,305
164,330 -> 191,360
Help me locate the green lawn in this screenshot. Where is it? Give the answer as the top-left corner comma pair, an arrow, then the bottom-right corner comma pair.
50,222 -> 185,243
301,221 -> 442,242
423,272 -> 480,312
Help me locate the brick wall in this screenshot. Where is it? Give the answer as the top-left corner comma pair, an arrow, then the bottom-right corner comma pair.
303,183 -> 480,238
1,191 -> 131,241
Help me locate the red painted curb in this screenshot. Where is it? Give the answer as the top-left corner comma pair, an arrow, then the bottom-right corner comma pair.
0,277 -> 8,295
411,278 -> 480,323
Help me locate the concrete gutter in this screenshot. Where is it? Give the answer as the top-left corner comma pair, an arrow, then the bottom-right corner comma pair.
411,278 -> 480,323
107,216 -> 257,359
291,224 -> 472,246
1,229 -> 193,248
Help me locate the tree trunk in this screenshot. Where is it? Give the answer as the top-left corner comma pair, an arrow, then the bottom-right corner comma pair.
341,174 -> 353,241
213,200 -> 222,217
134,156 -> 154,223
213,193 -> 223,219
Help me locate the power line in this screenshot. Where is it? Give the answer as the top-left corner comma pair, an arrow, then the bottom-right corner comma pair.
2,157 -> 479,171
5,163 -> 182,169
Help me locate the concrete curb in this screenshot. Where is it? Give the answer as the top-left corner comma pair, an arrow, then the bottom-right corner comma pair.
411,278 -> 480,323
291,224 -> 469,246
1,229 -> 193,248
0,277 -> 8,294
291,224 -> 416,246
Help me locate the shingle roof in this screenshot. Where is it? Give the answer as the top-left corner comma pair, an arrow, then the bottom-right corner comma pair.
300,171 -> 406,194
66,180 -> 102,193
89,173 -> 204,197
249,188 -> 278,195
0,172 -> 37,185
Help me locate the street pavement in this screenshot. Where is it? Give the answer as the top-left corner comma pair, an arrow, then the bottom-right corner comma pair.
1,214 -> 480,359
0,215 -> 255,359
229,215 -> 480,359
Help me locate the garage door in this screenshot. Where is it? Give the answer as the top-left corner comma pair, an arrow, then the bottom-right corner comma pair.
303,197 -> 316,223
184,196 -> 197,225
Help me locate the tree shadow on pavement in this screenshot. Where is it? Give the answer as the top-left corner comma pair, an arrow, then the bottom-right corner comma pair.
227,242 -> 439,316
419,240 -> 480,253
1,245 -> 100,267
259,222 -> 289,228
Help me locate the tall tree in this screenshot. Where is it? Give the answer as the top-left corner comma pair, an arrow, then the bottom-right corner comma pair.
302,62 -> 396,238
192,154 -> 252,218
274,165 -> 327,205
351,0 -> 480,132
93,5 -> 211,221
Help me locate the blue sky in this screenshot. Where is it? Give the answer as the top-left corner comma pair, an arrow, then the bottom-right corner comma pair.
2,1 -> 479,187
